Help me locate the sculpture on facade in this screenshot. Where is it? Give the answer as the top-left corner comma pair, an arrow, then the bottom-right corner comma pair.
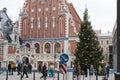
0,8 -> 13,43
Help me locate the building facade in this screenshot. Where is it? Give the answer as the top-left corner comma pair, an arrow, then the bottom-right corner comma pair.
114,0 -> 120,79
14,0 -> 82,69
95,30 -> 113,66
112,22 -> 117,71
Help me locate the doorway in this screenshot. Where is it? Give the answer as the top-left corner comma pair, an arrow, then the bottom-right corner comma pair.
22,56 -> 29,64
37,61 -> 43,72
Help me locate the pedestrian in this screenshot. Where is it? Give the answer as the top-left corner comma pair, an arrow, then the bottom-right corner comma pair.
106,66 -> 110,78
28,63 -> 32,74
40,63 -> 47,80
84,64 -> 88,77
21,63 -> 28,78
1,66 -> 6,74
73,65 -> 78,78
8,63 -> 11,75
11,62 -> 15,75
38,63 -> 42,73
49,65 -> 54,77
17,62 -> 22,75
90,65 -> 94,75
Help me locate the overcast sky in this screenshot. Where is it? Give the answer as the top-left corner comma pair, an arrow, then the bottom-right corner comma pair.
0,0 -> 117,33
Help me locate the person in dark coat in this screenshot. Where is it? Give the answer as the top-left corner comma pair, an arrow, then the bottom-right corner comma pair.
8,63 -> 11,75
40,63 -> 47,80
106,66 -> 110,78
21,63 -> 28,78
84,65 -> 88,77
38,63 -> 42,73
28,63 -> 32,74
17,62 -> 21,75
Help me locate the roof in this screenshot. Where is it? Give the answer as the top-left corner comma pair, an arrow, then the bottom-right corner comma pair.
97,33 -> 112,39
68,3 -> 82,22
94,30 -> 101,35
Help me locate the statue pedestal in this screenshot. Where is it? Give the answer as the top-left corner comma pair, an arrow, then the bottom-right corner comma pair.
3,40 -> 8,61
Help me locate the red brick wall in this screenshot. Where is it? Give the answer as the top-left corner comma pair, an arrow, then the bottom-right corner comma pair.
8,46 -> 16,54
20,0 -> 81,54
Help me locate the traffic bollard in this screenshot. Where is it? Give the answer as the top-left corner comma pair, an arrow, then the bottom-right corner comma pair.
58,70 -> 59,80
6,70 -> 8,80
33,70 -> 35,80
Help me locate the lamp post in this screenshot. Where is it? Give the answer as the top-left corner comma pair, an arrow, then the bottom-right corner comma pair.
53,40 -> 57,80
33,58 -> 36,80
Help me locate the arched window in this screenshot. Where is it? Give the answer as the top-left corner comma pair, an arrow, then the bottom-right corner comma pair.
59,16 -> 64,37
54,42 -> 61,53
37,17 -> 41,28
22,56 -> 29,64
45,16 -> 48,28
52,16 -> 55,28
35,43 -> 40,53
25,43 -> 30,51
45,43 -> 51,53
31,17 -> 34,29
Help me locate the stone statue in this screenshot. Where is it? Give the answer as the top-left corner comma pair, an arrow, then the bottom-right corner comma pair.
0,8 -> 13,43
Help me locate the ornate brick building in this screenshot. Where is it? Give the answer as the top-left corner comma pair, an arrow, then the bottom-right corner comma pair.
17,0 -> 82,69
0,0 -> 82,70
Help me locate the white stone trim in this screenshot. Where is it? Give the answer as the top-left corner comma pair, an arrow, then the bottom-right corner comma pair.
37,17 -> 41,29
31,17 -> 34,29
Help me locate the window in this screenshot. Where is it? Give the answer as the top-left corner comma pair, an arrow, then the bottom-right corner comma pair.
25,43 -> 30,51
52,16 -> 55,28
35,43 -> 40,53
37,17 -> 41,28
106,40 -> 109,44
59,17 -> 64,36
101,40 -> 103,45
22,56 -> 29,64
54,42 -> 61,53
109,45 -> 112,53
45,16 -> 48,28
31,17 -> 34,29
45,43 -> 51,53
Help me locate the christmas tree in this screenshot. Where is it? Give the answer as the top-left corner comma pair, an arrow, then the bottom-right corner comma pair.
74,8 -> 103,71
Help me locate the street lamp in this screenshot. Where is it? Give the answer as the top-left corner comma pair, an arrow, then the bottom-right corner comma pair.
53,40 -> 57,80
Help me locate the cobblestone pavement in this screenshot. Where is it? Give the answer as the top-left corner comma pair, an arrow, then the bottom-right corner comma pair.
0,72 -> 114,80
